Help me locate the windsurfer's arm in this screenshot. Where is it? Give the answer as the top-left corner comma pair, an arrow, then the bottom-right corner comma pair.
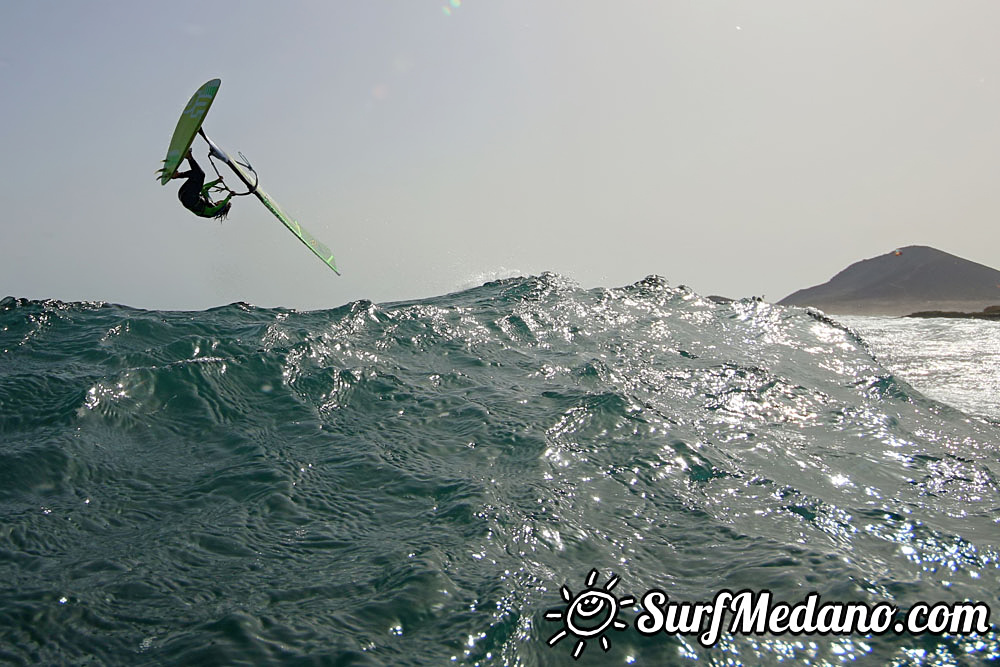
172,170 -> 192,179
201,178 -> 222,193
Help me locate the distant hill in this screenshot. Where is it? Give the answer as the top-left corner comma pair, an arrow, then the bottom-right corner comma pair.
778,246 -> 1000,315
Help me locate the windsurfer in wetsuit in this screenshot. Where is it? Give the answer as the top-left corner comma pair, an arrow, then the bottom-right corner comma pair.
171,150 -> 233,220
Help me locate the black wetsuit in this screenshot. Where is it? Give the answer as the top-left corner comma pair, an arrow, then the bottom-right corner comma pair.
176,157 -> 209,216
175,156 -> 230,218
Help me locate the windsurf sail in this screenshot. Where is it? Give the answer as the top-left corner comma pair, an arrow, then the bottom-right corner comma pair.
158,79 -> 341,276
201,130 -> 340,275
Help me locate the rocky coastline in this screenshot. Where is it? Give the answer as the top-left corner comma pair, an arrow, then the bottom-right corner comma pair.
906,305 -> 1000,319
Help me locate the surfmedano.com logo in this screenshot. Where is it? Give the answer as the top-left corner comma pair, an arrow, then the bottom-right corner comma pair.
544,569 -> 993,661
545,569 -> 635,660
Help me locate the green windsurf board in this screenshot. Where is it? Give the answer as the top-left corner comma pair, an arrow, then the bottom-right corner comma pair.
156,79 -> 221,184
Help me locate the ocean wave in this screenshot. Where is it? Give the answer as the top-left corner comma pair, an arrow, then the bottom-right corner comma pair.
1,276 -> 997,664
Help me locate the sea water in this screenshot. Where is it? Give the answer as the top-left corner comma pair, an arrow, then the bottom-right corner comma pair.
841,315 -> 1000,422
1,275 -> 998,665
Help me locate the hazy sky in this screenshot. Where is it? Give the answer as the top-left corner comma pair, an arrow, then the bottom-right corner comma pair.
3,1 -> 1000,310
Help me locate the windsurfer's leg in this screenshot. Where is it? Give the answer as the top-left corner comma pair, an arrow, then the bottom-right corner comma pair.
185,154 -> 205,175
178,164 -> 206,210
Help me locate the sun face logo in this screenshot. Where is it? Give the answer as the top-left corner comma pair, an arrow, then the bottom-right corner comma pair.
545,569 -> 635,660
